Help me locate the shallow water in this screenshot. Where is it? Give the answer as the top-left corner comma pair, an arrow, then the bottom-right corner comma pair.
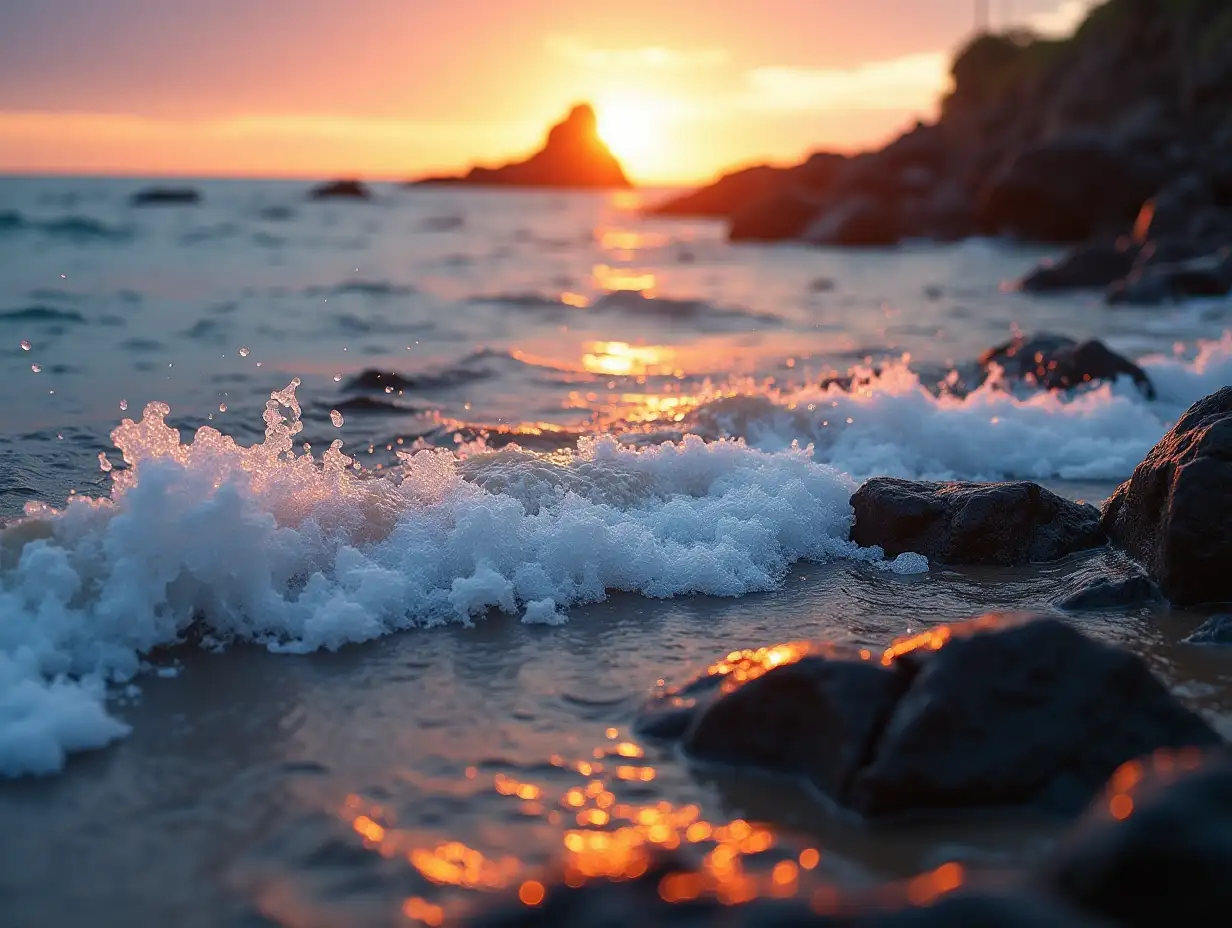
1,177 -> 1231,925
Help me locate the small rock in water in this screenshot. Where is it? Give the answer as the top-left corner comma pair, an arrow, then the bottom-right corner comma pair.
1056,573 -> 1161,610
1182,614 -> 1232,646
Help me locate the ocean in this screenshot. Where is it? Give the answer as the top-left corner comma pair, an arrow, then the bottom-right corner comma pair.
1,175 -> 1230,925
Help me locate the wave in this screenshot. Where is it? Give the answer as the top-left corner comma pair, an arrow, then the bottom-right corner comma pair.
304,280 -> 417,298
344,364 -> 494,393
0,380 -> 918,776
0,305 -> 87,324
473,289 -> 783,329
0,209 -> 134,242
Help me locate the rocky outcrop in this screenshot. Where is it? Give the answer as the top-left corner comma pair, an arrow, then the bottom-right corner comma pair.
128,187 -> 201,206
1101,387 -> 1232,605
653,154 -> 845,219
979,333 -> 1156,398
638,615 -> 1220,820
1056,573 -> 1161,610
1183,614 -> 1232,644
849,478 -> 1105,566
308,179 -> 371,200
413,104 -> 629,189
1019,239 -> 1140,291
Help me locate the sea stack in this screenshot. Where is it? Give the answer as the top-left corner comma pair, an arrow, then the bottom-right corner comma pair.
413,103 -> 630,189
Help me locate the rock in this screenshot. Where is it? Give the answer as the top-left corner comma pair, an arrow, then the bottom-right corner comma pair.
414,104 -> 629,189
1101,387 -> 1232,605
850,478 -> 1106,566
809,277 -> 837,292
728,190 -> 823,242
979,333 -> 1156,398
682,653 -> 905,800
128,186 -> 201,206
978,137 -> 1160,242
1056,573 -> 1162,610
1018,239 -> 1140,292
850,618 -> 1222,818
649,154 -> 845,219
308,179 -> 371,200
1040,751 -> 1232,928
1132,173 -> 1211,242
1109,248 -> 1232,305
803,197 -> 901,247
1183,614 -> 1232,645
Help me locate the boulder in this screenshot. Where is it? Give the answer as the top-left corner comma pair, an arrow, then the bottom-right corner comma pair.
128,186 -> 201,206
849,478 -> 1106,566
978,137 -> 1160,242
1183,614 -> 1232,645
804,197 -> 902,247
649,154 -> 845,219
1132,172 -> 1211,242
728,190 -> 823,242
1056,573 -> 1162,610
849,619 -> 1222,818
1101,387 -> 1232,605
1108,249 -> 1232,305
413,104 -> 629,189
1041,752 -> 1232,928
308,179 -> 371,200
1018,239 -> 1140,292
978,333 -> 1156,398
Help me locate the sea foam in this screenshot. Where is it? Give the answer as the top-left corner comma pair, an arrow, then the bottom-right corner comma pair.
0,380 -> 915,776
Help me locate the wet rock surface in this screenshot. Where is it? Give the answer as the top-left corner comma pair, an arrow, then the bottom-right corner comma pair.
1183,614 -> 1232,645
1018,239 -> 1140,292
1055,573 -> 1161,611
1102,387 -> 1232,605
978,333 -> 1155,398
638,616 -> 1220,821
849,478 -> 1105,566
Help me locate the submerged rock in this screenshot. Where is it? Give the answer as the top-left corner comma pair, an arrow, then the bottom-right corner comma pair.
308,179 -> 371,200
1056,573 -> 1161,610
979,333 -> 1155,398
639,616 -> 1220,821
1102,387 -> 1232,605
1040,751 -> 1232,928
1183,614 -> 1232,645
849,478 -> 1105,566
413,104 -> 629,189
128,186 -> 201,206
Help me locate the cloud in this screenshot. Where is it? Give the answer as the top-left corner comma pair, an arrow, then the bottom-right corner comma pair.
738,51 -> 949,114
1029,0 -> 1100,37
546,36 -> 728,71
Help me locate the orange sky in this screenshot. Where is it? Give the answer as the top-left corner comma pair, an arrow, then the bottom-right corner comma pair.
0,0 -> 1095,185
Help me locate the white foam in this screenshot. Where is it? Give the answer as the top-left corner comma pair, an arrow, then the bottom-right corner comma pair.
0,380 -> 897,776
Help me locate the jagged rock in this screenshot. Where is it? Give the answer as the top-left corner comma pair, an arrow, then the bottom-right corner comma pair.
978,137 -> 1161,243
849,619 -> 1222,818
1183,614 -> 1232,645
1056,573 -> 1162,610
1102,387 -> 1232,605
979,333 -> 1156,398
128,187 -> 201,206
804,197 -> 901,247
728,190 -> 823,242
1018,239 -> 1140,291
1041,752 -> 1232,928
308,179 -> 371,200
414,104 -> 628,189
850,478 -> 1105,566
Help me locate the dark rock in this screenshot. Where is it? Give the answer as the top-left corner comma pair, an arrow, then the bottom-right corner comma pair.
649,153 -> 846,220
809,276 -> 837,292
128,186 -> 201,206
978,137 -> 1160,242
804,198 -> 901,247
413,104 -> 629,189
850,478 -> 1106,566
1132,173 -> 1211,242
257,205 -> 295,221
850,618 -> 1222,818
1183,614 -> 1232,645
979,333 -> 1156,398
1041,751 -> 1232,928
1102,387 -> 1232,605
1056,573 -> 1162,610
729,190 -> 822,242
1018,239 -> 1139,292
308,179 -> 371,200
861,893 -> 1098,927
682,654 -> 905,800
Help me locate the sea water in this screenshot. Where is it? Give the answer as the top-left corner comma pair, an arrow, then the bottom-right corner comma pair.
1,176 -> 1231,924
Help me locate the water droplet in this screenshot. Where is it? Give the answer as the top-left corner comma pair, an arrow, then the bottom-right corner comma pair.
332,373 -> 342,382
119,399 -> 128,411
98,452 -> 113,472
56,433 -> 63,440
20,340 -> 30,351
330,409 -> 344,427
384,386 -> 393,394
238,346 -> 250,357
256,361 -> 263,367
31,363 -> 41,373
219,403 -> 228,413
302,442 -> 312,452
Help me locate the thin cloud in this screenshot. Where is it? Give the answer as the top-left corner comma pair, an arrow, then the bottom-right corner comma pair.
546,36 -> 728,71
738,51 -> 949,113
1029,0 -> 1100,37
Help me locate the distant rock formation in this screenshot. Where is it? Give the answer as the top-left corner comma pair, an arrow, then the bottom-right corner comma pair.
129,187 -> 201,207
412,103 -> 630,189
308,179 -> 371,200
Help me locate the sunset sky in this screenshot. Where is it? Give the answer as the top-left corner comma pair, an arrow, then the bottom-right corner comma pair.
1,0 -> 1097,185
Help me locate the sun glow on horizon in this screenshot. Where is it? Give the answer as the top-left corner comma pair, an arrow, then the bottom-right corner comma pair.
595,95 -> 665,178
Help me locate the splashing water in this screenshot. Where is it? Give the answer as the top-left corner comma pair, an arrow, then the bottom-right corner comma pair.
20,339 -> 30,351
238,346 -> 250,357
330,409 -> 344,427
119,399 -> 128,411
30,363 -> 41,373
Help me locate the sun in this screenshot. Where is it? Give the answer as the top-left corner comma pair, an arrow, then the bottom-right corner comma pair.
596,97 -> 658,163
